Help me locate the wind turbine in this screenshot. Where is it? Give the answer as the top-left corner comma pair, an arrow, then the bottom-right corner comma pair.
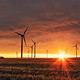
15,27 -> 28,59
31,40 -> 36,58
16,51 -> 18,58
46,49 -> 48,58
73,43 -> 78,58
73,41 -> 79,58
31,45 -> 33,58
26,45 -> 33,58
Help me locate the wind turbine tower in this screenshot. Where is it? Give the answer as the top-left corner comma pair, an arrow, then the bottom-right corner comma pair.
32,40 -> 36,58
15,27 -> 28,59
31,45 -> 33,58
73,43 -> 78,58
16,51 -> 18,58
46,49 -> 48,58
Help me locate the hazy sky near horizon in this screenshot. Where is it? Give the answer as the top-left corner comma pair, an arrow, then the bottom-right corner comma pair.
0,0 -> 80,57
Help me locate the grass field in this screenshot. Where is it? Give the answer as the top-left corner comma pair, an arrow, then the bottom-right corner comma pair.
0,58 -> 80,80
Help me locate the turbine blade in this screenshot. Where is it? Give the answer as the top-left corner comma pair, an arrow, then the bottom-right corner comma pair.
15,32 -> 21,36
31,39 -> 34,43
23,36 -> 27,47
72,45 -> 75,47
24,26 -> 29,35
73,44 -> 77,47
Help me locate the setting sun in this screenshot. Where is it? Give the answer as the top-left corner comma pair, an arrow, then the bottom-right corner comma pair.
58,51 -> 66,60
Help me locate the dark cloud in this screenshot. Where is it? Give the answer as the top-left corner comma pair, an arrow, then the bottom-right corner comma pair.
0,0 -> 80,40
0,0 -> 80,25
46,21 -> 80,33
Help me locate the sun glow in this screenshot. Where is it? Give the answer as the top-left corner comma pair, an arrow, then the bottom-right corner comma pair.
58,51 -> 66,60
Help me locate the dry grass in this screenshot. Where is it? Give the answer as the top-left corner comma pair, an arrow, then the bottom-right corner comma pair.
0,58 -> 79,80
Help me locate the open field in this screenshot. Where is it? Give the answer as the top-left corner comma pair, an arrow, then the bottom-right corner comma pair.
0,58 -> 80,80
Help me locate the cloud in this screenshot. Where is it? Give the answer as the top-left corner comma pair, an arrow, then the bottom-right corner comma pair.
0,0 -> 80,52
0,0 -> 80,27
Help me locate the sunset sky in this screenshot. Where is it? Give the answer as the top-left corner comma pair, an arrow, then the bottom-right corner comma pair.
0,0 -> 80,58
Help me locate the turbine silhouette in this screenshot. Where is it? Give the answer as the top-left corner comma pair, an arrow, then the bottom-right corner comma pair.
31,45 -> 33,58
46,49 -> 48,58
31,39 -> 36,58
73,41 -> 78,58
73,43 -> 78,58
15,27 -> 29,59
26,45 -> 33,58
